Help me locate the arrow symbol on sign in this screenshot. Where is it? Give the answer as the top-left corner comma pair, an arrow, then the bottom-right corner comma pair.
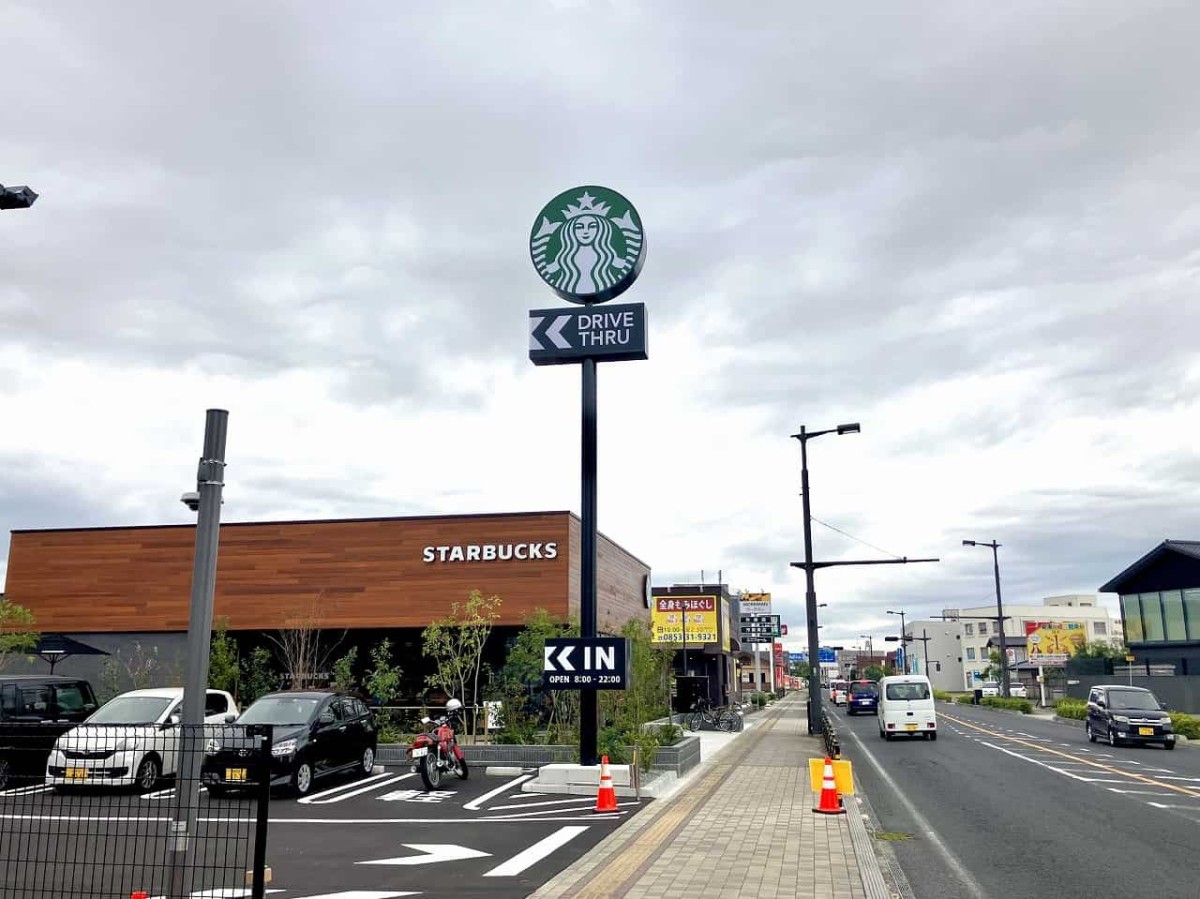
529,314 -> 573,351
358,843 -> 492,867
555,646 -> 575,670
543,645 -> 575,671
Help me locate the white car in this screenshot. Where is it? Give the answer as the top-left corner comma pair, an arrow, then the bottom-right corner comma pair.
46,687 -> 236,793
979,681 -> 1027,698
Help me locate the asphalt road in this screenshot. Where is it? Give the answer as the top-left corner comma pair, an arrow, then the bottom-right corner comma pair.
0,765 -> 647,898
831,701 -> 1200,899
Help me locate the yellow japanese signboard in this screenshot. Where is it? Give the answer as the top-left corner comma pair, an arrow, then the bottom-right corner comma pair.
1025,620 -> 1087,665
651,596 -> 719,645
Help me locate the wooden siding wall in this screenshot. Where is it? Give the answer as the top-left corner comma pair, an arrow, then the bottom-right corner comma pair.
566,517 -> 651,633
4,513 -> 589,632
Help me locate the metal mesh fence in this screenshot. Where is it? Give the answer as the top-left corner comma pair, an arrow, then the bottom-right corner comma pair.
0,723 -> 271,899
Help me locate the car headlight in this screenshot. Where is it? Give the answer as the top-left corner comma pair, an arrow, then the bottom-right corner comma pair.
272,739 -> 297,757
1112,715 -> 1130,724
113,738 -> 138,752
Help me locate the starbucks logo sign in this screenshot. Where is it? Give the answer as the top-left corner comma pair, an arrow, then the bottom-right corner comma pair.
530,186 -> 645,304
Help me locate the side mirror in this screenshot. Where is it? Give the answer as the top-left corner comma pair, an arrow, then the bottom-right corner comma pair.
420,716 -> 431,725
224,713 -> 237,724
1096,700 -> 1106,709
164,714 -> 181,729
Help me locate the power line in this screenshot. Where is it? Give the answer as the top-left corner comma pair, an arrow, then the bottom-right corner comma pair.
810,516 -> 904,560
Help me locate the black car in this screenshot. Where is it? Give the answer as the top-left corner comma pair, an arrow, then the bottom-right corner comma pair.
846,680 -> 879,716
0,675 -> 98,789
202,690 -> 377,797
1085,684 -> 1176,749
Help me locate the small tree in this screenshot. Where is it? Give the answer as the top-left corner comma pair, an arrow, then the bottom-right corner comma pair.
1073,639 -> 1127,660
863,663 -> 885,682
268,596 -> 344,689
496,610 -> 579,743
422,590 -> 502,740
0,597 -> 38,673
240,647 -> 278,704
332,646 -> 359,694
980,650 -> 1004,682
365,640 -> 403,704
208,617 -> 241,698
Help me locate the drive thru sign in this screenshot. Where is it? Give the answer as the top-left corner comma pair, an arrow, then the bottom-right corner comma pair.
542,637 -> 630,690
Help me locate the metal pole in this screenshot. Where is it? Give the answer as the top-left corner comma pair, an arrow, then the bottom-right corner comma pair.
800,429 -> 822,734
167,409 -> 228,898
579,360 -> 599,766
754,642 -> 761,697
251,724 -> 273,899
991,542 -> 1010,699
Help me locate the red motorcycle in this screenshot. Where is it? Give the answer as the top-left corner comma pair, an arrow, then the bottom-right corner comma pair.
408,698 -> 469,790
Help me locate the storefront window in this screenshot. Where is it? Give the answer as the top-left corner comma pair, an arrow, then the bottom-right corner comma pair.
1161,590 -> 1186,642
1185,589 -> 1200,641
1141,592 -> 1165,642
1121,594 -> 1144,644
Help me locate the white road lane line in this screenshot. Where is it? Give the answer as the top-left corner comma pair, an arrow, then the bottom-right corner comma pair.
462,773 -> 533,811
299,773 -> 412,805
979,741 -> 1094,783
0,784 -> 52,797
1107,788 -> 1177,797
480,803 -> 620,819
841,728 -> 987,899
296,771 -> 396,803
484,825 -> 589,877
290,893 -> 418,898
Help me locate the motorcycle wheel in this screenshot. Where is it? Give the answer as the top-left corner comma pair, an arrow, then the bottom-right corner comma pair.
454,753 -> 469,780
419,752 -> 442,791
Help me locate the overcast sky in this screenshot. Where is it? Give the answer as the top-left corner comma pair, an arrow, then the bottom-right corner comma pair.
2,1 -> 1196,652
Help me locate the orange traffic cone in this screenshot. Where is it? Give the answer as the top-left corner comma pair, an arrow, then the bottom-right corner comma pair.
813,756 -> 845,815
594,755 -> 618,813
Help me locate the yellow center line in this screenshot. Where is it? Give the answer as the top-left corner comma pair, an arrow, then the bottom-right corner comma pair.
942,713 -> 1200,799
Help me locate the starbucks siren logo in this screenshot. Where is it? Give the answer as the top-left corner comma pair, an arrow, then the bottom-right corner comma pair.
530,186 -> 645,304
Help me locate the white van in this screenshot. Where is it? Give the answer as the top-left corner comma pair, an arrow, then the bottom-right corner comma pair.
877,674 -> 937,741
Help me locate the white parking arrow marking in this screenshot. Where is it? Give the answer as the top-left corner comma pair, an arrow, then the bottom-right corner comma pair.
357,844 -> 492,866
546,315 -> 571,349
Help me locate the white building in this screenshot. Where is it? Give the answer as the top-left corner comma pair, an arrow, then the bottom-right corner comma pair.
902,619 -> 966,693
947,594 -> 1118,690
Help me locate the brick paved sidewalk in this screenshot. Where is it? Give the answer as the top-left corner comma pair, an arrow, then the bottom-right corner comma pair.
530,694 -> 889,899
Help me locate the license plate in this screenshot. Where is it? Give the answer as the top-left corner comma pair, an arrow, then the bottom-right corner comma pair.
1138,727 -> 1155,736
410,747 -> 428,758
66,767 -> 88,781
224,768 -> 247,782
905,723 -> 919,731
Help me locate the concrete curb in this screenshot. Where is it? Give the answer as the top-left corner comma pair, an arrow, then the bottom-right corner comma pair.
845,794 -> 893,899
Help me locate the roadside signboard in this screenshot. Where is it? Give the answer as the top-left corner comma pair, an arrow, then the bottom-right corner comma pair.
542,637 -> 630,690
529,302 -> 648,365
1025,621 -> 1086,666
739,613 -> 781,641
652,596 -> 718,644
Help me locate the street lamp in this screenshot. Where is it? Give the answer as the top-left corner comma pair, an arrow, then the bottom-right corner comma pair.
964,539 -> 1009,698
886,610 -> 908,672
0,184 -> 38,209
791,422 -> 860,733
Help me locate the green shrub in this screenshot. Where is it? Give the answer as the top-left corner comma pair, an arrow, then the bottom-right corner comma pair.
653,723 -> 682,745
955,693 -> 975,705
1055,698 -> 1087,720
933,690 -> 955,702
980,697 -> 1033,714
1169,711 -> 1200,740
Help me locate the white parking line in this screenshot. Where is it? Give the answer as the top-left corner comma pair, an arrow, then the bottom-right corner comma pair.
1107,787 -> 1177,797
0,784 -> 52,798
483,825 -> 588,877
462,773 -> 533,811
488,797 -> 601,811
298,772 -> 409,805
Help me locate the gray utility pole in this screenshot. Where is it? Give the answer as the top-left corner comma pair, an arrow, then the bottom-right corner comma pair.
167,409 -> 228,898
963,540 -> 1009,698
910,630 -> 934,677
791,422 -> 939,735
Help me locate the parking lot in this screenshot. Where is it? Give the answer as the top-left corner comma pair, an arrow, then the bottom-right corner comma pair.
1,763 -> 648,898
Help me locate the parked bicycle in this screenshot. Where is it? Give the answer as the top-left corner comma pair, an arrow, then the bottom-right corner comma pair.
686,697 -> 739,732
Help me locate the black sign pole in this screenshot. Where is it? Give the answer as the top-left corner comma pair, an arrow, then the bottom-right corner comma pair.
580,357 -> 599,766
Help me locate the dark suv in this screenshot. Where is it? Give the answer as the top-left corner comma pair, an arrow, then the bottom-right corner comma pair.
846,681 -> 879,716
1085,684 -> 1176,749
202,690 -> 377,797
0,675 -> 99,788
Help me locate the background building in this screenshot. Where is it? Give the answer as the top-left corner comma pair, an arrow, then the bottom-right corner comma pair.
903,619 -> 965,693
948,595 -> 1118,690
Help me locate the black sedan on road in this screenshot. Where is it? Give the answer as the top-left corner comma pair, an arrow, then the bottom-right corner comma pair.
202,690 -> 377,797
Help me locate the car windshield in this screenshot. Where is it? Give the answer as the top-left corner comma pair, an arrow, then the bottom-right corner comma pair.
238,696 -> 320,725
851,684 -> 877,696
886,682 -> 931,701
87,696 -> 173,724
1108,690 -> 1161,711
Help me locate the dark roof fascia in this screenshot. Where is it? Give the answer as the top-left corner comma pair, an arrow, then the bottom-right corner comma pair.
1098,540 -> 1200,593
